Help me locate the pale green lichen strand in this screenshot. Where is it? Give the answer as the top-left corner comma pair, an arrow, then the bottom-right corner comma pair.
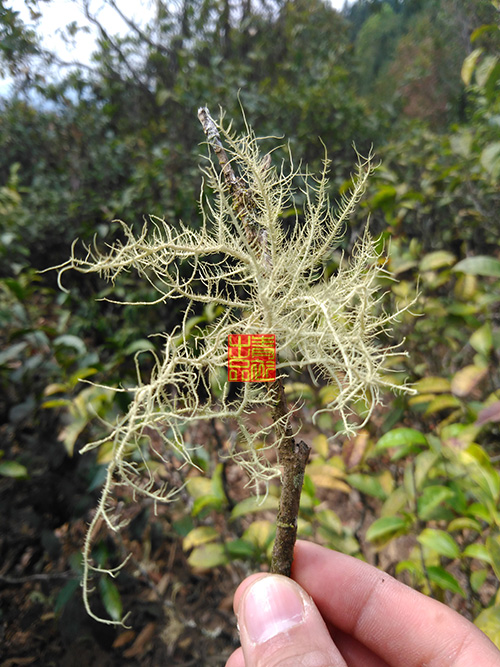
54,114 -> 412,625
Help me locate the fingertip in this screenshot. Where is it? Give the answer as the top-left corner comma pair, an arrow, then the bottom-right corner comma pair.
225,646 -> 245,667
235,573 -> 346,666
232,572 -> 268,615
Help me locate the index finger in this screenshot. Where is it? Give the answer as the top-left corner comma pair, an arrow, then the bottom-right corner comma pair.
291,540 -> 500,667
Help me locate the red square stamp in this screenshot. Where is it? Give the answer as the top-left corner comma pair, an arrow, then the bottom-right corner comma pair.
228,334 -> 276,382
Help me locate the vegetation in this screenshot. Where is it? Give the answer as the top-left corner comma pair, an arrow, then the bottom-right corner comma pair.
1,0 -> 499,662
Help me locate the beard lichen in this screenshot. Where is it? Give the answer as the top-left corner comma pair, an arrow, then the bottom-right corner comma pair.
53,111 -> 412,625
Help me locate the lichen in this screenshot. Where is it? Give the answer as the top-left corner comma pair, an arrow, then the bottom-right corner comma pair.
53,111 -> 412,624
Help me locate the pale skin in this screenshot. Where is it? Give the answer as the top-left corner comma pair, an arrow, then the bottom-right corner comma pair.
226,540 -> 500,667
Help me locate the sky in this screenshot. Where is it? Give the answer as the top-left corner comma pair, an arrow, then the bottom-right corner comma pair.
0,0 -> 351,95
16,0 -> 350,69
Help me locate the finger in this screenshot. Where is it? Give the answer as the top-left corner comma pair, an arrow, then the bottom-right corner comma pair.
327,626 -> 390,667
225,646 -> 245,667
234,573 -> 347,667
233,573 -> 389,667
292,540 -> 500,667
232,572 -> 266,612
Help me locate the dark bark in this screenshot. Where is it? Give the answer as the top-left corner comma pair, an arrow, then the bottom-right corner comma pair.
269,378 -> 310,576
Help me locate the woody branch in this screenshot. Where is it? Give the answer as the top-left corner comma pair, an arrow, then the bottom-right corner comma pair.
197,106 -> 310,577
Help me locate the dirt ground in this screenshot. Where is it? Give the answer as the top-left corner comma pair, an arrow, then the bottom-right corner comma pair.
0,402 -> 466,666
0,416 -> 250,666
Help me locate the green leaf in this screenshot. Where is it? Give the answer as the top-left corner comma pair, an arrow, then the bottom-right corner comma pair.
172,515 -> 194,538
427,566 -> 466,597
302,474 -> 316,498
88,464 -> 108,492
311,433 -> 329,458
42,398 -> 71,409
54,334 -> 87,356
285,382 -> 315,402
69,551 -> 84,574
463,543 -> 492,564
187,543 -> 228,569
425,394 -> 461,415
211,464 -> 228,503
486,536 -> 500,581
366,516 -> 408,543
474,606 -> 500,649
191,494 -> 223,517
470,323 -> 493,357
54,579 -> 80,614
470,569 -> 488,593
124,339 -> 156,355
467,502 -> 492,523
417,485 -> 455,520
414,450 -> 439,490
186,476 -> 212,499
419,251 -> 455,272
0,460 -> 29,479
375,428 -> 427,453
230,495 -> 279,520
182,526 -> 218,551
99,578 -> 122,622
226,539 -> 256,559
370,184 -> 397,207
441,423 -> 480,449
346,473 -> 388,500
413,376 -> 451,394
396,559 -> 420,578
316,508 -> 343,535
243,520 -> 274,550
471,25 -> 500,43
418,528 -> 460,559
391,257 -> 419,275
58,418 -> 87,457
459,445 -> 500,504
480,142 -> 500,178
318,531 -> 360,555
68,367 -> 99,387
450,131 -> 473,158
156,88 -> 170,105
461,48 -> 483,85
452,256 -> 500,278
447,517 -> 482,533
0,341 -> 28,365
3,277 -> 27,301
476,54 -> 500,89
381,486 -> 409,518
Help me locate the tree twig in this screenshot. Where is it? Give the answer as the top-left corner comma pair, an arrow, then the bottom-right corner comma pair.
269,379 -> 310,576
197,106 -> 311,577
0,571 -> 74,585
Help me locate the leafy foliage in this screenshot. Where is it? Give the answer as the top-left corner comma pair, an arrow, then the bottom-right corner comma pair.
53,111 -> 411,624
1,0 -> 500,657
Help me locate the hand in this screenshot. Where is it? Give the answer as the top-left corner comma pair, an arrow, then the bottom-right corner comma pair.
226,540 -> 500,667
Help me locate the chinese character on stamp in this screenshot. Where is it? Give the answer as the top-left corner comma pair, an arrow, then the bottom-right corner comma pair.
228,334 -> 276,382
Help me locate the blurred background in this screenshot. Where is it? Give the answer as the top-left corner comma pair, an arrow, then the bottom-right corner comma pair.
1,0 -> 500,664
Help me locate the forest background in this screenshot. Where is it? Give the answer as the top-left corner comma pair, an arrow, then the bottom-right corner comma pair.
1,0 -> 500,664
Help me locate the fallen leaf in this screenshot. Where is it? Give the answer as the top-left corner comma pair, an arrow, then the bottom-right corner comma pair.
476,401 -> 500,427
122,622 -> 156,658
343,430 -> 369,469
113,630 -> 136,649
451,365 -> 488,397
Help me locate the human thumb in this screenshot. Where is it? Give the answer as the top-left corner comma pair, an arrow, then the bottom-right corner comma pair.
233,574 -> 346,667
